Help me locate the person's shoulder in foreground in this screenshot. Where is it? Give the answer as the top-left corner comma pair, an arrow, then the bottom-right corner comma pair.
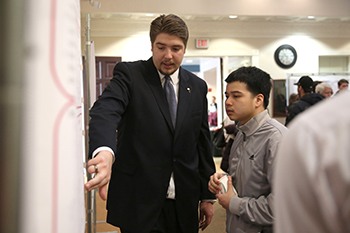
274,90 -> 350,233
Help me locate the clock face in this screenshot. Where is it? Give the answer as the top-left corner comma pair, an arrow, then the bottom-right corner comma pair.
274,45 -> 297,68
278,48 -> 295,65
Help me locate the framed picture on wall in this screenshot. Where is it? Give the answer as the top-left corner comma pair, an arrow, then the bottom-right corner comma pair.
272,80 -> 287,117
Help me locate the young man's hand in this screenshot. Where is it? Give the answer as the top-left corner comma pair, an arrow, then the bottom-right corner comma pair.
216,176 -> 236,210
208,173 -> 225,194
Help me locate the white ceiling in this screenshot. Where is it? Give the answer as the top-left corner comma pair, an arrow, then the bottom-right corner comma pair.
81,12 -> 350,38
80,0 -> 350,38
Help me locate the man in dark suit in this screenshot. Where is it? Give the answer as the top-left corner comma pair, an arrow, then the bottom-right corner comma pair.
84,14 -> 216,233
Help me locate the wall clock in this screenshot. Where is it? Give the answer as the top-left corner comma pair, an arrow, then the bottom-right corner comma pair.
274,44 -> 297,69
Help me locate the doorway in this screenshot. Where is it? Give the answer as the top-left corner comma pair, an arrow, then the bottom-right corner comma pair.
182,56 -> 252,127
182,57 -> 222,128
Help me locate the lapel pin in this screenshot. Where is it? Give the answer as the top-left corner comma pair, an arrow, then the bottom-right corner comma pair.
187,87 -> 191,93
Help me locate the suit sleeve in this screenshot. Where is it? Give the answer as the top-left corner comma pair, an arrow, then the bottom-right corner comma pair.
88,62 -> 132,158
197,83 -> 216,200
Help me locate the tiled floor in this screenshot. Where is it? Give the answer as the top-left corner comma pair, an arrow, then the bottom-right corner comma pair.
86,157 -> 226,233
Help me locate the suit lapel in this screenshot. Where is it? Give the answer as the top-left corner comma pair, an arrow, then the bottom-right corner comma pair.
144,58 -> 174,132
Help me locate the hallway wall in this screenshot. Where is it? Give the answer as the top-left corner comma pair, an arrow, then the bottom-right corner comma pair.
83,35 -> 350,82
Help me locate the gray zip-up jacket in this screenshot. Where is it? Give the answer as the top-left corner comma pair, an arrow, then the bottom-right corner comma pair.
227,110 -> 288,233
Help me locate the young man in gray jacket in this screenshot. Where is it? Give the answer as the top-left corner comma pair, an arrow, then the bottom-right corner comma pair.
209,66 -> 288,233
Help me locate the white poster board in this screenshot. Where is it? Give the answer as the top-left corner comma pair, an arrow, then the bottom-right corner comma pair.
21,0 -> 85,232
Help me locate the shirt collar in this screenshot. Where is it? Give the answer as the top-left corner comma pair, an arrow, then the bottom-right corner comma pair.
237,110 -> 270,137
158,69 -> 180,86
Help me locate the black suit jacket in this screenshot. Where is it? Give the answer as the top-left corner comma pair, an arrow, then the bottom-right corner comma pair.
89,58 -> 216,233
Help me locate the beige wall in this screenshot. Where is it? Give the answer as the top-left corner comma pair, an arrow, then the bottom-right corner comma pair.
82,34 -> 350,123
83,36 -> 350,80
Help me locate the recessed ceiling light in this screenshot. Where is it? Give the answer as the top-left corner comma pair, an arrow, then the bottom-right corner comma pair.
229,15 -> 238,19
308,16 -> 315,19
146,14 -> 154,17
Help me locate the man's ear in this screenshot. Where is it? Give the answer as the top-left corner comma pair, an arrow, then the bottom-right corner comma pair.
255,94 -> 264,108
298,85 -> 303,93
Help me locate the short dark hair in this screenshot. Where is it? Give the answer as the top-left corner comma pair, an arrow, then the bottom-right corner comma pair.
313,81 -> 322,93
150,14 -> 189,48
225,66 -> 272,109
338,79 -> 349,87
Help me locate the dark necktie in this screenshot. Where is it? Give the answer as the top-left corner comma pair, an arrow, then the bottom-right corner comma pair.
164,75 -> 177,127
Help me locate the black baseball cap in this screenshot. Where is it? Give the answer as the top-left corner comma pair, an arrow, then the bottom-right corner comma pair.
294,76 -> 313,92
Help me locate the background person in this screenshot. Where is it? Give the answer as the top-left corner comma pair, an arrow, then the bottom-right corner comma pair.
208,96 -> 218,126
220,117 -> 238,172
285,76 -> 324,126
312,80 -> 322,93
285,93 -> 298,117
335,78 -> 349,95
315,82 -> 333,98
